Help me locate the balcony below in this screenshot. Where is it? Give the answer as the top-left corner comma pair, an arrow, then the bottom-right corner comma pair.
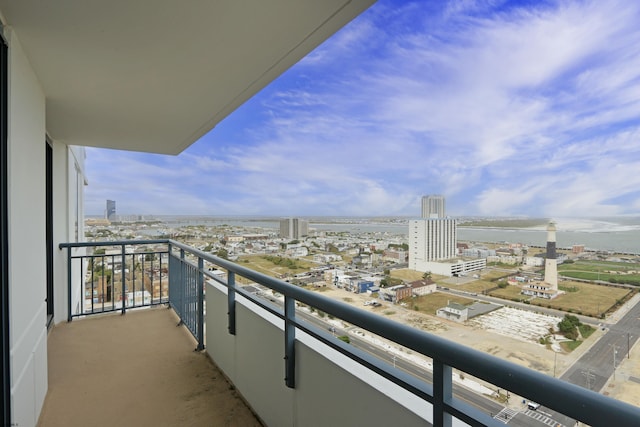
37,307 -> 262,427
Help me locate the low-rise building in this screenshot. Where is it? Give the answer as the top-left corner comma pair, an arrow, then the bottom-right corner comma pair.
408,279 -> 436,296
413,258 -> 486,277
379,285 -> 412,303
436,302 -> 469,322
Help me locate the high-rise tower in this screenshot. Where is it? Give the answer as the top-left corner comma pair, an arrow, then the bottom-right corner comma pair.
106,200 -> 116,221
544,221 -> 558,291
421,195 -> 445,218
279,218 -> 308,239
411,195 -> 457,268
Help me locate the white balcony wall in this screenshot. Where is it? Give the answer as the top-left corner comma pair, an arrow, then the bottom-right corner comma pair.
6,27 -> 48,426
4,25 -> 85,425
206,282 -> 430,427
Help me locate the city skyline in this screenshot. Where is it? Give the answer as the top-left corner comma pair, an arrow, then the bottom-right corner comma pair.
85,0 -> 640,218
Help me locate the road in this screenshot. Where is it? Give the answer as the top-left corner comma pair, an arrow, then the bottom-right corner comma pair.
561,296 -> 640,391
260,283 -> 636,427
294,306 -> 553,427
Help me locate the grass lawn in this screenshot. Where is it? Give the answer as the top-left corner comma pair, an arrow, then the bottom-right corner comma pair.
237,254 -> 317,278
449,280 -> 496,293
559,260 -> 640,283
560,340 -> 583,352
530,281 -> 631,317
409,293 -> 475,315
579,324 -> 596,339
488,285 -> 524,301
390,268 -> 429,282
481,270 -> 516,281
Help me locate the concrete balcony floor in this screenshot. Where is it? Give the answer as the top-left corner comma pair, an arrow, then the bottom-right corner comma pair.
38,307 -> 263,427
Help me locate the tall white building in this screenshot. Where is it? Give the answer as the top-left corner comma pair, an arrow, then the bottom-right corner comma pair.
421,195 -> 445,219
280,218 -> 309,239
409,218 -> 458,265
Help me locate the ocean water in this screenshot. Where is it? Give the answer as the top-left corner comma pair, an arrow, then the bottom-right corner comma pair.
132,216 -> 640,255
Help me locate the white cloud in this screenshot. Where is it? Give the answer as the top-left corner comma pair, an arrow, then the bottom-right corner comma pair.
85,0 -> 640,218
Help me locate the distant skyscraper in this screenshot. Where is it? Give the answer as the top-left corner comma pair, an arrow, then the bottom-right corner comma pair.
106,199 -> 116,221
279,218 -> 308,239
421,195 -> 445,218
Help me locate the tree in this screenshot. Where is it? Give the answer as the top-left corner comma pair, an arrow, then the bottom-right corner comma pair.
144,253 -> 156,262
422,271 -> 432,281
216,249 -> 228,260
558,314 -> 581,341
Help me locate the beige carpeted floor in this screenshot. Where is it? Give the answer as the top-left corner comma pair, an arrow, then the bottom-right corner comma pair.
38,307 -> 263,427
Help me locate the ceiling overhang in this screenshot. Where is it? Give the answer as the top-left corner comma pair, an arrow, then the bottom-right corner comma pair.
0,0 -> 375,154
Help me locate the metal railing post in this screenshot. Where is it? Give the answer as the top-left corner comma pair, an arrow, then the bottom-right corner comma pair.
167,242 -> 173,308
66,246 -> 72,321
284,296 -> 296,388
433,359 -> 452,427
197,257 -> 204,350
121,244 -> 126,315
227,271 -> 236,335
180,249 -> 185,324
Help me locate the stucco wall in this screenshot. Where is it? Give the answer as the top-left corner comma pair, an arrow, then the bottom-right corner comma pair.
205,282 -> 433,427
6,28 -> 48,427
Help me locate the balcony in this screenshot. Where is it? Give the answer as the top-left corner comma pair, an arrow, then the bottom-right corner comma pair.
38,308 -> 262,427
50,239 -> 640,427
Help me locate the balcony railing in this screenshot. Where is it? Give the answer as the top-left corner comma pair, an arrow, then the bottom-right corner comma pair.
60,239 -> 640,426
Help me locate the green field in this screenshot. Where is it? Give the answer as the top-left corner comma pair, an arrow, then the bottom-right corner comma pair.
390,268 -> 430,282
559,260 -> 640,285
489,285 -> 524,301
408,293 -> 475,315
236,255 -> 317,278
530,281 -> 631,317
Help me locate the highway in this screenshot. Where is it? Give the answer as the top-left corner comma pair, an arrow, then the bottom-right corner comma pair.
258,283 -> 639,427
293,305 -> 554,427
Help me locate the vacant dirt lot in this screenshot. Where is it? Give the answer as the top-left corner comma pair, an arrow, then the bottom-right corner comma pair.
315,287 -> 587,378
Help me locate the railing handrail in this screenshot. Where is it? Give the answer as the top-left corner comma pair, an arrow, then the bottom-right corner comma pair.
59,239 -> 170,249
61,239 -> 640,426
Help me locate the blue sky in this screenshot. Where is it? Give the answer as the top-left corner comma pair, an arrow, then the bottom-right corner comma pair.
85,0 -> 640,218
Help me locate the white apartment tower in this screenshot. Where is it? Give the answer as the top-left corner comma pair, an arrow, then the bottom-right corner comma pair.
280,218 -> 309,239
421,195 -> 445,218
409,218 -> 458,266
410,195 -> 458,272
